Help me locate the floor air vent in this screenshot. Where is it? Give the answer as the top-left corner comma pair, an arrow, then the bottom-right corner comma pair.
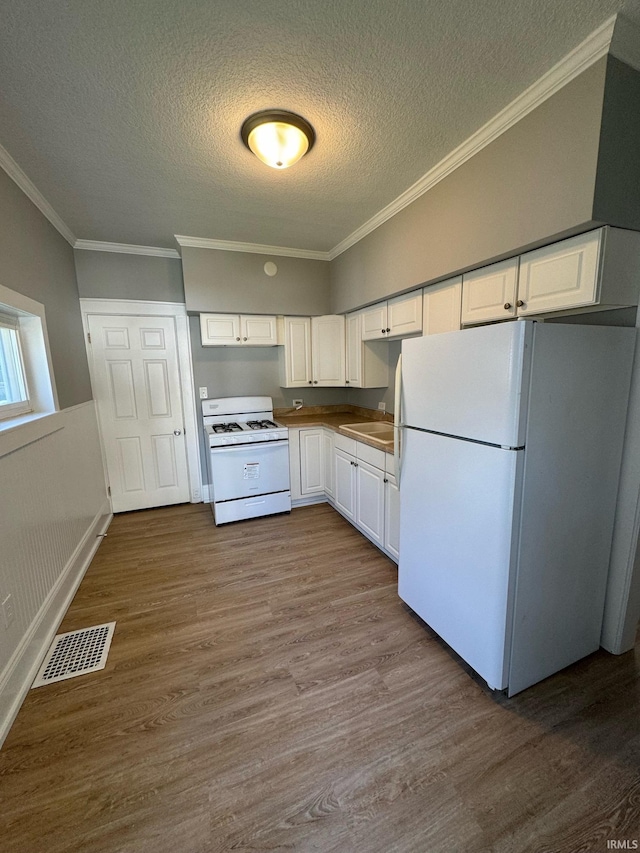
32,622 -> 116,688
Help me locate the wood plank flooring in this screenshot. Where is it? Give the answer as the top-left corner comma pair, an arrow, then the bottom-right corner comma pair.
1,502 -> 639,852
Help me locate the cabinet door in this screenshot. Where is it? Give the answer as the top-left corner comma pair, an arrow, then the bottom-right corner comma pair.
356,459 -> 385,545
200,313 -> 241,345
240,315 -> 278,345
299,429 -> 324,495
281,317 -> 312,387
461,258 -> 518,325
517,231 -> 601,316
384,473 -> 400,561
311,315 -> 346,386
361,303 -> 388,341
323,430 -> 335,498
387,292 -> 423,338
334,448 -> 356,520
346,312 -> 362,387
423,277 -> 462,335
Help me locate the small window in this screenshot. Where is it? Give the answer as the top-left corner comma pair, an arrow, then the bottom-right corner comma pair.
0,313 -> 31,419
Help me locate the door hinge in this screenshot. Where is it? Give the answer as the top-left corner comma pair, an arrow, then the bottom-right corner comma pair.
87,332 -> 91,344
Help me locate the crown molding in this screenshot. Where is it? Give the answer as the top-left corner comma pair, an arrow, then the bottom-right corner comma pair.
0,142 -> 76,246
328,14 -> 618,260
609,13 -> 640,73
74,239 -> 180,258
174,235 -> 330,261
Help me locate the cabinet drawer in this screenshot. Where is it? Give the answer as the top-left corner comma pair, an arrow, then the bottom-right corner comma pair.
356,440 -> 385,470
385,451 -> 397,478
335,432 -> 357,455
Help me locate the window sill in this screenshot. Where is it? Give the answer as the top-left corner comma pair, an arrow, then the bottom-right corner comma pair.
0,410 -> 63,459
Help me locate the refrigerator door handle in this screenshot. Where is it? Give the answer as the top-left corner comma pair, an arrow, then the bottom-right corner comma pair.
394,353 -> 403,484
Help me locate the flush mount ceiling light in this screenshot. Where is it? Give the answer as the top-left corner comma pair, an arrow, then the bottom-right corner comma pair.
241,110 -> 315,169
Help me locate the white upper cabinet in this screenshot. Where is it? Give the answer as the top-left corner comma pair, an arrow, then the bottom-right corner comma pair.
361,292 -> 423,340
422,276 -> 462,335
361,303 -> 388,340
280,315 -> 345,387
517,229 -> 602,316
346,312 -> 388,388
200,313 -> 278,345
240,315 -> 279,345
461,258 -> 518,325
387,292 -> 423,337
461,227 -> 640,325
279,316 -> 312,387
311,315 -> 346,386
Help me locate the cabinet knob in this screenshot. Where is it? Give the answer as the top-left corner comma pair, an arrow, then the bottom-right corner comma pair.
345,380 -> 349,384
504,303 -> 512,310
313,380 -> 318,384
381,329 -> 386,334
243,336 -> 248,341
236,337 -> 241,341
384,478 -> 388,483
516,300 -> 525,308
308,380 -> 313,385
350,460 -> 354,466
386,327 -> 391,333
173,429 -> 182,436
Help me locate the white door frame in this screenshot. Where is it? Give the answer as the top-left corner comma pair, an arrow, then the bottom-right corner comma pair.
80,298 -> 202,505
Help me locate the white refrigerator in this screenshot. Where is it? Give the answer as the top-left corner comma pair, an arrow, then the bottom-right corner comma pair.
396,320 -> 634,695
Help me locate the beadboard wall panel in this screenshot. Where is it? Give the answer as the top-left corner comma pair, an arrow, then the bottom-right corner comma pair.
0,401 -> 110,745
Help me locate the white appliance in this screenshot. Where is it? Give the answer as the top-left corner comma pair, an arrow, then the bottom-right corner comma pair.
203,395 -> 291,525
395,320 -> 634,695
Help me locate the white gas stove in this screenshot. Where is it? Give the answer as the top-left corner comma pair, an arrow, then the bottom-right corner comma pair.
202,396 -> 291,524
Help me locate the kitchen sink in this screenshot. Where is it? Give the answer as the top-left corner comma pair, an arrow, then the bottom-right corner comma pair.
340,422 -> 395,444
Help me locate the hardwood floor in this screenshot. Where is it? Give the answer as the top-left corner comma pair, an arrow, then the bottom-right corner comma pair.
1,502 -> 639,852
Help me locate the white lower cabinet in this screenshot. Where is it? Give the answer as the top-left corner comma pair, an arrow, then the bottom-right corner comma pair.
331,433 -> 399,561
334,447 -> 356,520
384,473 -> 400,560
356,459 -> 385,546
323,430 -> 335,498
288,426 -> 400,561
288,428 -> 325,503
300,429 -> 324,495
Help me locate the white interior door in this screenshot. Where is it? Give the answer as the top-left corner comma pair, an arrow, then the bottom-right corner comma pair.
88,314 -> 191,512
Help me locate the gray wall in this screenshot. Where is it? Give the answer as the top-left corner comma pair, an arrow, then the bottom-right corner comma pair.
0,169 -> 91,408
182,247 -> 331,315
594,56 -> 640,231
330,57 -> 608,314
74,250 -> 185,302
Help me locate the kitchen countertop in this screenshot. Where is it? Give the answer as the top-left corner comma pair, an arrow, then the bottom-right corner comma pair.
275,406 -> 394,453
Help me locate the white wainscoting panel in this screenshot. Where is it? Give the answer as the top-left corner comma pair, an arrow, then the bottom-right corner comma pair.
0,401 -> 111,746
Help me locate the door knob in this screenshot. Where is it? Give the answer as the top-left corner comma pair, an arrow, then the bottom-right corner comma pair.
504,303 -> 512,310
174,429 -> 182,436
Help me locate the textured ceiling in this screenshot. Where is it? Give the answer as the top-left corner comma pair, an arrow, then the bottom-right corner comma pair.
1,0 -> 640,253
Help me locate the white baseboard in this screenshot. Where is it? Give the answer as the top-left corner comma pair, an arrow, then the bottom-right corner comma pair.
291,495 -> 328,508
0,501 -> 112,748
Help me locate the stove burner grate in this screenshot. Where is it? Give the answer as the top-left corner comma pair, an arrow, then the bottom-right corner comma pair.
212,422 -> 242,434
247,419 -> 278,430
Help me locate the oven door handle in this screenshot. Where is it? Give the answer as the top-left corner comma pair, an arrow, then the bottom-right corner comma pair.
209,439 -> 290,452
